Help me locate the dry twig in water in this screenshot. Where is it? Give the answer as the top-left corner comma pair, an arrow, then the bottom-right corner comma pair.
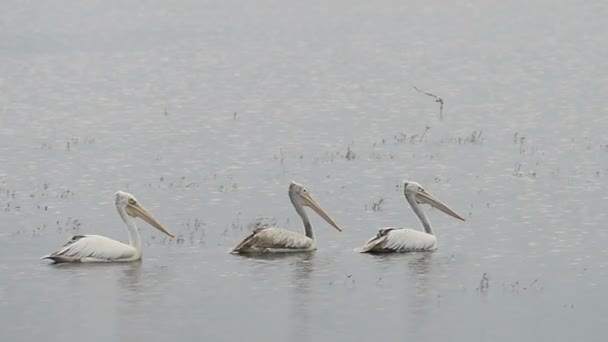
413,86 -> 444,120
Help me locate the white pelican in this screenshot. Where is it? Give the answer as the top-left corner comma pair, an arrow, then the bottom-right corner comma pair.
41,191 -> 175,263
230,181 -> 342,253
359,181 -> 465,253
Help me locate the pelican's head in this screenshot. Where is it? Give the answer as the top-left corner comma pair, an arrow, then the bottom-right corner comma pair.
403,181 -> 465,221
115,191 -> 175,238
289,181 -> 342,232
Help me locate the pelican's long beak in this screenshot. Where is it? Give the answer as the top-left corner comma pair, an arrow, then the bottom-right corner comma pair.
127,202 -> 176,238
301,193 -> 342,232
417,190 -> 465,221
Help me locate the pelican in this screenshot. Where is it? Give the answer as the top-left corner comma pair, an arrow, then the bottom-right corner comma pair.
359,181 -> 465,253
41,191 -> 175,263
230,181 -> 342,253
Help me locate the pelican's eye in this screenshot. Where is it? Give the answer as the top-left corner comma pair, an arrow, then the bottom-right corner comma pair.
128,198 -> 136,205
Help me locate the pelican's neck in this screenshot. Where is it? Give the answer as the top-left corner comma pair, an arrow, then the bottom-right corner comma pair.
290,194 -> 314,239
117,205 -> 142,253
406,192 -> 433,235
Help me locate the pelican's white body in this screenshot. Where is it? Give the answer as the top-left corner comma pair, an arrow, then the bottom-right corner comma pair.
44,234 -> 141,262
359,228 -> 437,253
231,227 -> 316,253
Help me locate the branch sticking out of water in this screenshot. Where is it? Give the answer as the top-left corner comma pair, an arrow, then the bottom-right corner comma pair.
440,130 -> 483,145
413,86 -> 444,120
365,196 -> 385,211
476,272 -> 490,294
345,146 -> 356,160
247,217 -> 278,231
419,125 -> 431,142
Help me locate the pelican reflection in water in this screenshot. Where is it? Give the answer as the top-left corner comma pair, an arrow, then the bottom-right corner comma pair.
231,181 -> 342,253
41,191 -> 175,263
359,181 -> 464,253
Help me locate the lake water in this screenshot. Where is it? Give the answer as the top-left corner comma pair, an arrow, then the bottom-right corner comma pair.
1,0 -> 607,341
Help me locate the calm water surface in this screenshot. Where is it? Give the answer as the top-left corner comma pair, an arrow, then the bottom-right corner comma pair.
1,0 -> 607,341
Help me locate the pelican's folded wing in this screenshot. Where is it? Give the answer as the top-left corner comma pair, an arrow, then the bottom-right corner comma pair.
41,235 -> 135,263
231,227 -> 314,253
360,228 -> 437,253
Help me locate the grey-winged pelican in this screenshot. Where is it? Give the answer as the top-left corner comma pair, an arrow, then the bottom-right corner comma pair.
41,191 -> 174,263
231,181 -> 341,253
359,181 -> 464,253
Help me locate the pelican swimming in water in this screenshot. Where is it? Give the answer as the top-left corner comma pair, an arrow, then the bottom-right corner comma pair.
41,191 -> 175,263
359,181 -> 465,253
231,181 -> 342,253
